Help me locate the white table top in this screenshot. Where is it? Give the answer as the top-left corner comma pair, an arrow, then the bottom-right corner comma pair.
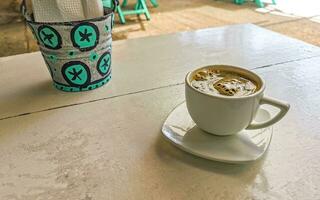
0,24 -> 320,199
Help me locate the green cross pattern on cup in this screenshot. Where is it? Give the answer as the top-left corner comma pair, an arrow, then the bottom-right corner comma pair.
38,25 -> 62,49
71,22 -> 99,51
97,52 -> 111,76
62,61 -> 91,87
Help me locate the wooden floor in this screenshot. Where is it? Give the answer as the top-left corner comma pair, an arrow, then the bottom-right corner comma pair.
0,0 -> 319,57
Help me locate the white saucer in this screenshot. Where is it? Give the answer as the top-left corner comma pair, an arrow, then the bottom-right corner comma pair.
162,102 -> 273,164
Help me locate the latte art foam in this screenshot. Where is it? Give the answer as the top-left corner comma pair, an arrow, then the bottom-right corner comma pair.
191,69 -> 258,97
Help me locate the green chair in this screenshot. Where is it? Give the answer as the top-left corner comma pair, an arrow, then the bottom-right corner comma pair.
122,0 -> 158,8
234,0 -> 276,8
116,0 -> 158,24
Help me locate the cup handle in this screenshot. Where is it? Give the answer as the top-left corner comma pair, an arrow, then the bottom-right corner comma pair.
247,96 -> 290,130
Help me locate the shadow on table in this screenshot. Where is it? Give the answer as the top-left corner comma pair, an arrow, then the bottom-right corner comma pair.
0,79 -> 81,120
154,132 -> 267,175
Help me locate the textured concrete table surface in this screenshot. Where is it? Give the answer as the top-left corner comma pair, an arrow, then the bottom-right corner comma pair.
0,24 -> 320,199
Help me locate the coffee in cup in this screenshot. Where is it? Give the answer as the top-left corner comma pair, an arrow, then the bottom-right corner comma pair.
185,65 -> 290,136
191,68 -> 259,97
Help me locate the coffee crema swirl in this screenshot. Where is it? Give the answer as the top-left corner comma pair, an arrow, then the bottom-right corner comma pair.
191,69 -> 258,97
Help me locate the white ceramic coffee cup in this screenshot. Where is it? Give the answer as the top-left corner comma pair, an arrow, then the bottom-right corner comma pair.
185,65 -> 290,136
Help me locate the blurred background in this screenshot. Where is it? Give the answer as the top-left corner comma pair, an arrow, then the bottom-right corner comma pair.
0,0 -> 319,57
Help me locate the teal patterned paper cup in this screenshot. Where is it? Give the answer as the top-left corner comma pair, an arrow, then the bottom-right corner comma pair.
23,7 -> 115,92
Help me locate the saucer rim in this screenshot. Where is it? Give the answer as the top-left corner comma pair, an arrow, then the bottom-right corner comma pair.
161,102 -> 273,164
